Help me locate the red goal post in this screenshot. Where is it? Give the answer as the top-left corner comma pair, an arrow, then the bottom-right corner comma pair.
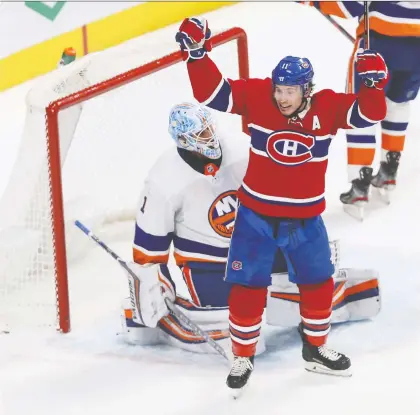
45,28 -> 249,333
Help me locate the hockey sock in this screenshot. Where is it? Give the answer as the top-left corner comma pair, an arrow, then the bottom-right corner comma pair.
228,284 -> 267,357
346,127 -> 376,182
298,277 -> 334,347
381,98 -> 409,160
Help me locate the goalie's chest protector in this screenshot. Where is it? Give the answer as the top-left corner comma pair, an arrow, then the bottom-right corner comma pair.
172,139 -> 248,265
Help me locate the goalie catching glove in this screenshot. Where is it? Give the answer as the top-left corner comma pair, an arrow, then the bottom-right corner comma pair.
175,17 -> 212,62
125,262 -> 172,328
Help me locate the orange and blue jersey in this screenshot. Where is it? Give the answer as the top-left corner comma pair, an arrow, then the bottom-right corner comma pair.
310,2 -> 420,177
133,226 -> 230,266
310,1 -> 420,37
132,135 -> 249,268
133,226 -> 172,265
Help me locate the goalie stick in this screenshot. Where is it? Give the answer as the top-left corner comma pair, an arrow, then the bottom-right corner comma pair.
74,220 -> 230,363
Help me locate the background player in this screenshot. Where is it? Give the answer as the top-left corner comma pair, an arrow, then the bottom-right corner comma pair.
302,2 -> 420,215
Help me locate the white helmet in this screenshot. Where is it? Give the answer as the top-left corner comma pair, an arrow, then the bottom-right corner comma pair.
168,103 -> 221,159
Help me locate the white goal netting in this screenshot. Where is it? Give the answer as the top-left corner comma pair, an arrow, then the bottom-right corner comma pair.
0,29 -> 244,332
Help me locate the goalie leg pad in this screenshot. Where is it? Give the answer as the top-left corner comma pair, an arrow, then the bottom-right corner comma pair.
157,299 -> 266,356
122,295 -> 266,355
267,270 -> 381,327
174,295 -> 229,324
158,311 -> 231,355
120,298 -> 162,346
333,268 -> 381,323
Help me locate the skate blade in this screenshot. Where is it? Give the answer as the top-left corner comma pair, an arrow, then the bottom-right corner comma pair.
343,202 -> 366,221
372,186 -> 393,205
228,384 -> 248,400
304,361 -> 352,377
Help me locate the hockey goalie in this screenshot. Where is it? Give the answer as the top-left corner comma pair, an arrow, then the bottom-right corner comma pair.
120,102 -> 380,357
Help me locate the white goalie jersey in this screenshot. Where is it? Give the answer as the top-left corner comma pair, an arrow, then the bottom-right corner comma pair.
133,132 -> 250,267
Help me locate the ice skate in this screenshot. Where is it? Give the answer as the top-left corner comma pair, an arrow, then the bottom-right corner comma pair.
298,324 -> 351,377
371,151 -> 401,204
226,355 -> 254,398
340,167 -> 373,221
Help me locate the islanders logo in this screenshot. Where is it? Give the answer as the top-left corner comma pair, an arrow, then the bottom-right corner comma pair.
266,130 -> 315,166
208,190 -> 238,238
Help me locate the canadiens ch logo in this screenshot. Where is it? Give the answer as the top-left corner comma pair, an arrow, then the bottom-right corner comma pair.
208,190 -> 238,238
266,130 -> 315,166
232,261 -> 242,271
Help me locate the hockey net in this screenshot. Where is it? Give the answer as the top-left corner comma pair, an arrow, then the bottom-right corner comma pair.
0,27 -> 249,333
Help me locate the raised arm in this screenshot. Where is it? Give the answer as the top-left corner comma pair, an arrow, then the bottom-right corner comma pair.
334,50 -> 388,130
176,17 -> 248,115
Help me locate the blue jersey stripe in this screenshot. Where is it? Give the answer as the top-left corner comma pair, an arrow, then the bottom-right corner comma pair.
134,225 -> 172,252
381,120 -> 409,132
349,101 -> 378,128
346,134 -> 376,144
206,79 -> 232,112
248,126 -> 269,152
372,2 -> 420,19
342,1 -> 363,17
173,235 -> 229,258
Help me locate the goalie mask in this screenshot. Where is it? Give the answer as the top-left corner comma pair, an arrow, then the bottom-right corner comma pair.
168,103 -> 221,159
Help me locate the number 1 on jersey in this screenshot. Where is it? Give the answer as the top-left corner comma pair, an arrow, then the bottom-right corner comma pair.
140,196 -> 147,213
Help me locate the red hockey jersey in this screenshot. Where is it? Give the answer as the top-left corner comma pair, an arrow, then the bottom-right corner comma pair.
187,56 -> 386,218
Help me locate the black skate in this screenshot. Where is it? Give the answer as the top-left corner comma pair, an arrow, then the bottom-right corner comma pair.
226,355 -> 254,398
340,166 -> 373,221
371,151 -> 401,204
298,324 -> 351,377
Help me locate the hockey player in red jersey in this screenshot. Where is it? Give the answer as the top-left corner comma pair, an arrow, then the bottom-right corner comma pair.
175,17 -> 388,395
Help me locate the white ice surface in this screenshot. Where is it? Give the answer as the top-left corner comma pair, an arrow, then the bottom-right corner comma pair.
0,2 -> 420,414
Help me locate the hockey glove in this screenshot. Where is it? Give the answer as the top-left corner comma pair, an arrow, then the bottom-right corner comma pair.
176,17 -> 212,62
356,49 -> 389,90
